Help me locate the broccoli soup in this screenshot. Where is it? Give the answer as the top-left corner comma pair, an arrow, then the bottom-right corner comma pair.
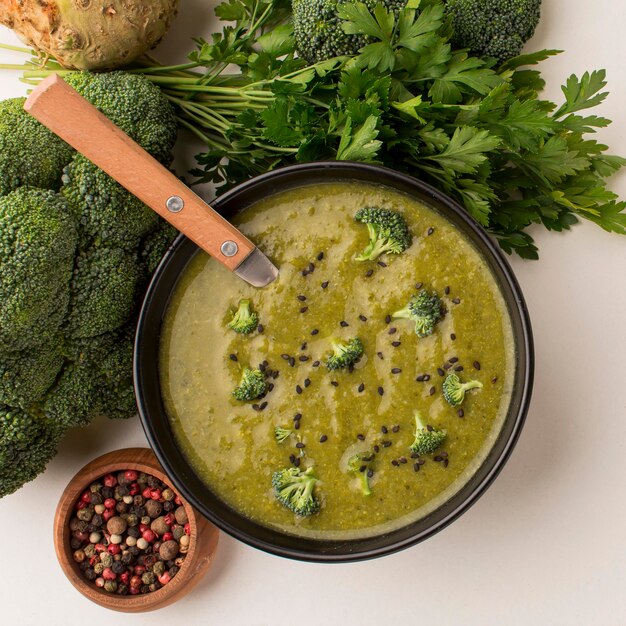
159,182 -> 515,539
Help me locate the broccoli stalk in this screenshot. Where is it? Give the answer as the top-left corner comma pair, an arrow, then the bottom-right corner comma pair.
348,453 -> 373,496
272,466 -> 320,516
232,367 -> 268,401
410,411 -> 446,456
354,207 -> 412,262
228,299 -> 259,334
442,373 -> 483,407
393,290 -> 444,337
325,337 -> 364,370
274,426 -> 293,444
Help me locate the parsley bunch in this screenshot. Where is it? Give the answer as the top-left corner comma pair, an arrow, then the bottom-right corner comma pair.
5,0 -> 624,258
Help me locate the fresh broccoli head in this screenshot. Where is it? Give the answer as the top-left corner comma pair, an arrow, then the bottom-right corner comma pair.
348,452 -> 373,496
0,97 -> 74,196
62,155 -> 160,249
0,341 -> 64,409
410,410 -> 446,455
274,426 -> 293,444
292,0 -> 407,63
442,373 -> 483,406
228,299 -> 259,334
140,220 -> 179,275
64,72 -> 177,164
0,188 -> 77,352
64,247 -> 140,339
393,290 -> 444,337
0,406 -> 64,498
354,207 -> 411,261
272,466 -> 320,516
325,337 -> 364,370
232,367 -> 268,401
447,0 -> 542,64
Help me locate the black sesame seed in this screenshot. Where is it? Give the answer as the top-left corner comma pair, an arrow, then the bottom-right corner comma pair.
391,460 -> 399,467
319,435 -> 328,443
455,365 -> 464,372
296,442 -> 305,449
313,360 -> 320,367
434,455 -> 443,462
367,469 -> 374,478
444,286 -> 450,295
450,333 -> 456,340
300,306 -> 308,313
385,315 -> 391,324
391,367 -> 401,374
444,363 -> 452,370
443,459 -> 449,467
252,404 -> 259,411
308,263 -> 315,272
378,386 -> 384,396
294,413 -> 302,421
294,458 -> 301,467
429,386 -> 435,396
449,357 -> 459,363
289,357 -> 295,367
268,383 -> 274,392
378,261 -> 387,267
297,294 -> 306,301
295,385 -> 303,394
416,375 -> 424,382
492,376 -> 498,383
413,463 -> 420,472
259,363 -> 267,372
359,314 -> 367,322
311,328 -> 319,335
321,281 -> 329,289
392,425 -> 400,433
452,297 -> 461,304
304,378 -> 311,388
383,442 -> 392,450
331,381 -> 339,387
423,374 -> 431,381
281,353 -> 290,361
365,269 -> 374,277
357,434 -> 365,441
272,370 -> 279,379
299,355 -> 309,362
257,324 -> 264,333
426,425 -> 433,432
374,445 -> 380,453
340,320 -> 349,327
300,342 -> 307,350
427,227 -> 434,236
458,409 -> 464,418
473,361 -> 481,370
388,327 -> 397,335
348,364 -> 354,373
410,452 -> 419,459
229,354 -> 238,362
289,454 -> 296,463
294,421 -> 300,430
317,252 -> 324,261
302,269 -> 308,277
377,352 -> 384,360
259,401 -> 268,411
399,457 -> 407,464
381,426 -> 388,434
415,282 -> 423,290
437,368 -> 445,376
391,341 -> 401,347
358,383 -> 365,392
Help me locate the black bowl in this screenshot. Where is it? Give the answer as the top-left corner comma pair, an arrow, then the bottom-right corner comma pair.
135,162 -> 534,562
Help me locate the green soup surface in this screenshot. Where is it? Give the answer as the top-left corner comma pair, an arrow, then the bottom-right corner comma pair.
160,182 -> 515,539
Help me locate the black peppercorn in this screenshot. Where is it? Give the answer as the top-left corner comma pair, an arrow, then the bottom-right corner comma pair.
112,561 -> 126,575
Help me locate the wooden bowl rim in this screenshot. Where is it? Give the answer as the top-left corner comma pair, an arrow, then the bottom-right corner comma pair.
54,447 -> 214,611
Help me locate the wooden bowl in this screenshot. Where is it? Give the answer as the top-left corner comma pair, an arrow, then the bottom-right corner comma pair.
54,448 -> 219,612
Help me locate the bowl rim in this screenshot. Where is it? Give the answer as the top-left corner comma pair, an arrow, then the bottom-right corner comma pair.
53,447 -> 217,611
135,161 -> 534,562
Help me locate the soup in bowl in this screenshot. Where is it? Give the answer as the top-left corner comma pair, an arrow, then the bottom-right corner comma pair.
135,162 -> 533,562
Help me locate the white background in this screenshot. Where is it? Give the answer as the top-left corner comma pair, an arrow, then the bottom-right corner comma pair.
1,1 -> 625,624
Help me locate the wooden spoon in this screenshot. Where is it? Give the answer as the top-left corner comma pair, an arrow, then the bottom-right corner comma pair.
24,74 -> 278,288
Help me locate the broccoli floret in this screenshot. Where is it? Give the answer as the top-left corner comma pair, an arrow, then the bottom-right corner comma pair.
62,155 -> 160,249
228,299 -> 259,334
393,290 -> 444,337
272,466 -> 320,516
447,0 -> 542,64
325,337 -> 364,370
0,188 -> 77,352
64,72 -> 177,164
354,207 -> 411,261
0,98 -> 74,196
410,410 -> 446,456
64,247 -> 140,339
442,372 -> 483,406
0,341 -> 64,409
274,426 -> 293,444
0,405 -> 65,498
292,0 -> 407,63
140,221 -> 179,275
232,367 -> 268,401
348,453 -> 373,496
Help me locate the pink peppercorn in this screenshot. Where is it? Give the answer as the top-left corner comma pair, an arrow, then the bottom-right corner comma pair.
124,470 -> 138,482
162,532 -> 173,542
103,498 -> 116,509
174,495 -> 182,505
95,577 -> 105,588
130,575 -> 142,588
164,513 -> 175,526
142,487 -> 152,499
142,529 -> 156,543
103,509 -> 115,522
94,543 -> 107,553
184,523 -> 191,535
129,586 -> 140,595
158,572 -> 171,586
103,474 -> 117,488
120,572 -> 130,585
138,523 -> 149,533
74,531 -> 89,542
133,566 -> 146,576
107,544 -> 121,555
102,568 -> 116,581
80,491 -> 92,503
75,500 -> 87,510
129,483 -> 139,496
149,489 -> 162,500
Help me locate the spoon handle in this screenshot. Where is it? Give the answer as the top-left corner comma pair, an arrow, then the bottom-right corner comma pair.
24,74 -> 255,271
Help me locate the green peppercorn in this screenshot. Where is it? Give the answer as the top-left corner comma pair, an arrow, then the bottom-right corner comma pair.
76,507 -> 94,522
104,580 -> 118,593
140,584 -> 150,594
169,565 -> 179,577
153,561 -> 165,576
84,544 -> 96,559
94,563 -> 105,575
162,489 -> 175,501
141,571 -> 156,585
126,514 -> 139,528
100,553 -> 113,568
117,583 -> 129,595
89,482 -> 102,493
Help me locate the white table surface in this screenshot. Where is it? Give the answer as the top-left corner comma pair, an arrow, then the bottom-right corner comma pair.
1,2 -> 625,624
